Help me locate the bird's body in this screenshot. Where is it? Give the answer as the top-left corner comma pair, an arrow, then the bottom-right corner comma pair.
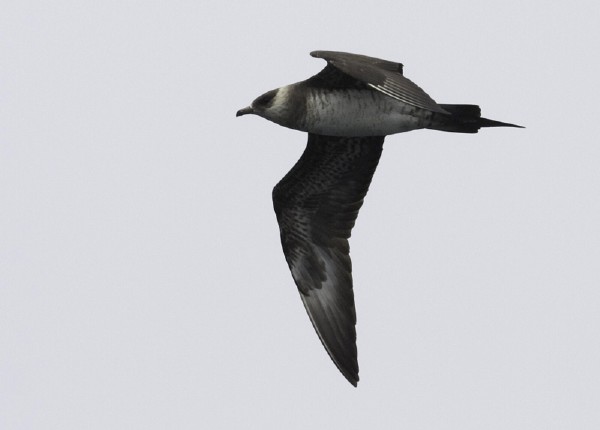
304,87 -> 431,136
270,84 -> 431,136
237,51 -> 522,387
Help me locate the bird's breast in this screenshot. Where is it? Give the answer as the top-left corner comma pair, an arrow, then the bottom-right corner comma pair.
303,89 -> 428,137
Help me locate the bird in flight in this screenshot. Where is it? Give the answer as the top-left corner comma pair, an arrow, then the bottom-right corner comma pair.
236,51 -> 522,386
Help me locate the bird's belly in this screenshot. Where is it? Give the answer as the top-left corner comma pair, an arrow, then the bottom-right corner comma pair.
304,90 -> 428,137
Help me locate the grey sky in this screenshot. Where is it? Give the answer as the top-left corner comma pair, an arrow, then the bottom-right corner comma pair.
1,1 -> 599,429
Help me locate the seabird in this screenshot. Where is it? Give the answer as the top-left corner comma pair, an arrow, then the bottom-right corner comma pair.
237,51 -> 523,387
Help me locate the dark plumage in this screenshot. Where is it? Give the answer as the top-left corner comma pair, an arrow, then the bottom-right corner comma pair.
273,135 -> 384,385
237,51 -> 523,386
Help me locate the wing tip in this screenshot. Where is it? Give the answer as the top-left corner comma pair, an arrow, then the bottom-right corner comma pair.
298,291 -> 360,387
344,371 -> 359,387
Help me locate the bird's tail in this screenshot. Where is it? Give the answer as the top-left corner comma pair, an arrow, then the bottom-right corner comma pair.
429,104 -> 524,133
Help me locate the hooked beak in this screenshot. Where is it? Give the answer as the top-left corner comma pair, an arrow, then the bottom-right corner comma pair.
236,106 -> 254,117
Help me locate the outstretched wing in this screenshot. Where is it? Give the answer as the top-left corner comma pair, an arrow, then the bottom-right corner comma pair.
311,50 -> 449,114
272,133 -> 384,386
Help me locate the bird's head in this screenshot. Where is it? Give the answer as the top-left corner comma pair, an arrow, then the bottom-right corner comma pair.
236,86 -> 301,129
236,88 -> 276,117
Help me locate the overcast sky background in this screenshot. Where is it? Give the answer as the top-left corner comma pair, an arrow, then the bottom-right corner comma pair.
2,1 -> 599,429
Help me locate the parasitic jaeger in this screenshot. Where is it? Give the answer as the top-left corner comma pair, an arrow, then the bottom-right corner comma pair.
236,50 -> 523,387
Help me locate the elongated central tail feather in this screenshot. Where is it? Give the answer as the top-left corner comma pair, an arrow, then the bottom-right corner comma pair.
429,104 -> 524,133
